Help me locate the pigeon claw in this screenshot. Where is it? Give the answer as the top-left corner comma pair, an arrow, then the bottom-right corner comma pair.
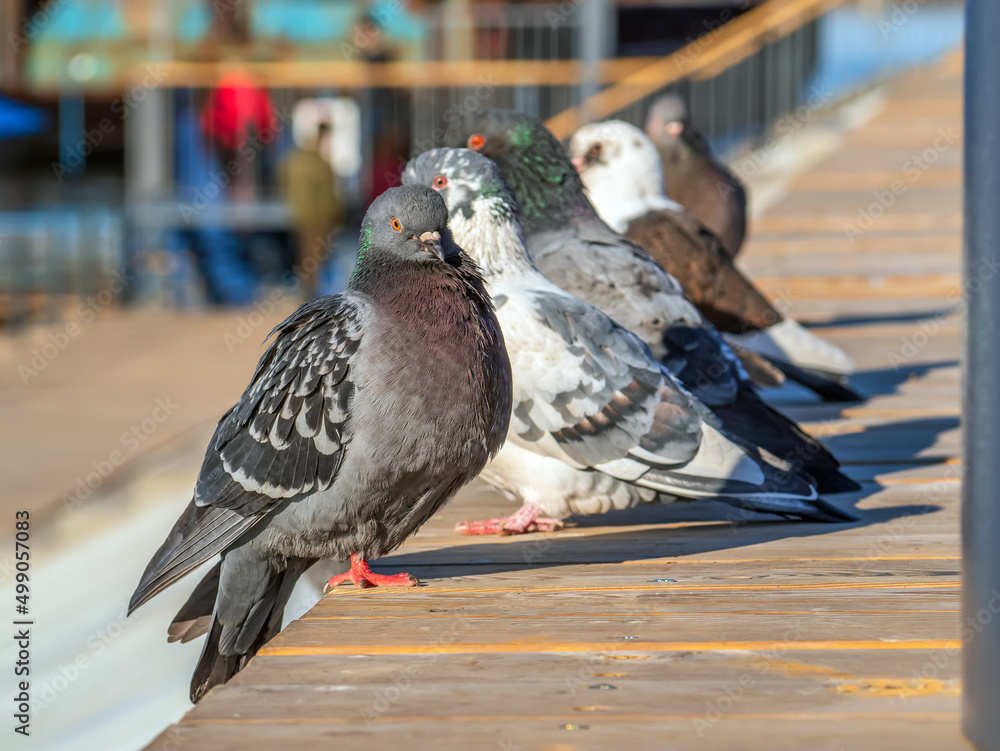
324,553 -> 419,593
454,502 -> 565,536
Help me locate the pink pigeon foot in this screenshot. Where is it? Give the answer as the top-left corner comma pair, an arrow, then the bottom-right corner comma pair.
454,502 -> 565,536
324,553 -> 419,592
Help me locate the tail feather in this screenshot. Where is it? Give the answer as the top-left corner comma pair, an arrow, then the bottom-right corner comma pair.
711,384 -> 861,495
731,346 -> 786,389
619,423 -> 859,524
715,493 -> 860,523
190,555 -> 314,703
770,359 -> 865,403
727,319 -> 855,376
168,562 -> 220,644
635,426 -> 856,522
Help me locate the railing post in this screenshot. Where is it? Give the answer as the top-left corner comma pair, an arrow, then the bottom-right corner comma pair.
963,1 -> 1000,748
579,0 -> 614,121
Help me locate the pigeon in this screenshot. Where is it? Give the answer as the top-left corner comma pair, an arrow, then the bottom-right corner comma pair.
569,120 -> 861,402
128,185 -> 512,701
402,148 -> 854,533
449,110 -> 860,494
645,94 -> 747,258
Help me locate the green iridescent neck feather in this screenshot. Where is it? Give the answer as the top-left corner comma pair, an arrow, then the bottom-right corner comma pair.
491,123 -> 593,235
349,224 -> 374,287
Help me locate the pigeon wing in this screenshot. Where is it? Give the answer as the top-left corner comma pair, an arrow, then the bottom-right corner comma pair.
505,288 -> 704,471
624,207 -> 781,333
129,294 -> 366,613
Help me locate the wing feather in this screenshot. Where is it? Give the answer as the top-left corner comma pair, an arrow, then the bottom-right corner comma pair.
130,294 -> 366,614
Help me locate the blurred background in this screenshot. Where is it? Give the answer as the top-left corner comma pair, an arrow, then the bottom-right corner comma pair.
0,0 -> 963,749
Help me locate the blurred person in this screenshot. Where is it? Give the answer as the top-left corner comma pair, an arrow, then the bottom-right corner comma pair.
279,121 -> 343,298
352,12 -> 394,63
174,90 -> 257,306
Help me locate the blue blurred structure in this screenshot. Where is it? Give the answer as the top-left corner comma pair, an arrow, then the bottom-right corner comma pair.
0,97 -> 49,139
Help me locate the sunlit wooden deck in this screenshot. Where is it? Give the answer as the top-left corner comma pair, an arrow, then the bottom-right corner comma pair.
146,52 -> 966,750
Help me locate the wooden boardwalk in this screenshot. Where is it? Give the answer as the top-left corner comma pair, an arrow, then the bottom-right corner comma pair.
146,54 -> 965,750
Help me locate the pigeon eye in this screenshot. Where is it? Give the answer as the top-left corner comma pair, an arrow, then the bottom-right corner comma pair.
391,217 -> 402,232
587,143 -> 603,162
432,175 -> 448,189
468,134 -> 485,150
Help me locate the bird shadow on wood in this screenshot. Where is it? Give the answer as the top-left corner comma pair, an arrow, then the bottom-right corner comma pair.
805,307 -> 959,330
821,415 -> 960,467
847,359 -> 959,400
764,358 -> 959,408
379,500 -> 940,576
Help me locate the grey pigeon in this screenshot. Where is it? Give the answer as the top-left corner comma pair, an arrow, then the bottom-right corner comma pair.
403,148 -> 854,534
645,94 -> 748,259
449,110 -> 860,495
128,185 -> 512,701
570,120 -> 862,403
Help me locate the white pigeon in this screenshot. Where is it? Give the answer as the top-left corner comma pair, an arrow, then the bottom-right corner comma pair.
570,120 -> 857,384
402,148 -> 856,534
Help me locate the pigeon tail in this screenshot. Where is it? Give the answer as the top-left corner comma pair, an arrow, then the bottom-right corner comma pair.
168,561 -> 221,644
768,359 -> 865,403
727,318 -> 855,376
715,493 -> 860,524
633,428 -> 857,523
617,424 -> 825,508
709,385 -> 858,496
190,554 -> 314,703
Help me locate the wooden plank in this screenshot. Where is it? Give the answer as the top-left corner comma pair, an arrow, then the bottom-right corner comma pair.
146,716 -> 966,751
184,650 -> 960,723
751,215 -> 962,234
791,170 -> 962,191
752,273 -> 962,299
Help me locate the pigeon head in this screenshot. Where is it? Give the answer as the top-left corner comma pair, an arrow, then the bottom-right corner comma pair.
449,109 -> 590,234
403,148 -> 517,223
404,148 -> 535,278
645,94 -> 690,145
570,120 -> 667,203
356,185 -> 461,271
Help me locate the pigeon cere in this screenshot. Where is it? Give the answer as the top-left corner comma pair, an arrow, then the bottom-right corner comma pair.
3,3 -> 983,750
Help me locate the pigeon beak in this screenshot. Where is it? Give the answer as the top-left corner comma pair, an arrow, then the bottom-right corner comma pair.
571,155 -> 587,173
666,121 -> 684,138
416,231 -> 444,261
